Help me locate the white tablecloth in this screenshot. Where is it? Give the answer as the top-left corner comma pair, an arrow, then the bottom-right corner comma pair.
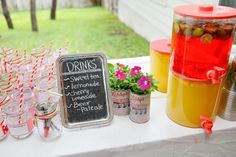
1,56 -> 236,157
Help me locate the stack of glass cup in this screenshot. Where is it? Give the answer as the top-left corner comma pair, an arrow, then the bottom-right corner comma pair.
218,57 -> 236,121
0,45 -> 66,140
166,5 -> 236,132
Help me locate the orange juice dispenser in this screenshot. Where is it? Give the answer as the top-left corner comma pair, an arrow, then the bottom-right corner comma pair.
166,4 -> 236,134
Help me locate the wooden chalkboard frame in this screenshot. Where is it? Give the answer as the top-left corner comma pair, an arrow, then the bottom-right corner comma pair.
56,53 -> 113,129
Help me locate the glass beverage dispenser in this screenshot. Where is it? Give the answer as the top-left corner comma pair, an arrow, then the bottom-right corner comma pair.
166,5 -> 236,133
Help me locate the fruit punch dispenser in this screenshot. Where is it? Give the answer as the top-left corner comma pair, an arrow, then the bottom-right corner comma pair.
166,4 -> 236,134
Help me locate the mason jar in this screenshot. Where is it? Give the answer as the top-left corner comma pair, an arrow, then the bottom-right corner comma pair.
35,102 -> 62,140
4,102 -> 34,139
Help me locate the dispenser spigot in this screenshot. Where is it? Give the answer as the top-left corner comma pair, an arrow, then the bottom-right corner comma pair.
200,115 -> 213,135
206,66 -> 225,84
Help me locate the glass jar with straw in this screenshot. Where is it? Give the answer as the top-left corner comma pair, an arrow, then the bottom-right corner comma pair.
4,101 -> 34,139
35,101 -> 62,140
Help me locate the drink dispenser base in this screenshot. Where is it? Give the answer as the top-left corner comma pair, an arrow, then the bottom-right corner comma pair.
166,72 -> 221,128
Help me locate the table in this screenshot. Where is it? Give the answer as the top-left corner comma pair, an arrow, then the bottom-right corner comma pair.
1,56 -> 236,157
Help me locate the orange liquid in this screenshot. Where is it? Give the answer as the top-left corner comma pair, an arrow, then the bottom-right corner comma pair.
166,72 -> 221,127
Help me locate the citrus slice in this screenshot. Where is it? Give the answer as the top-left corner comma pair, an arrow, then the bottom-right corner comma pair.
192,28 -> 203,36
200,33 -> 213,44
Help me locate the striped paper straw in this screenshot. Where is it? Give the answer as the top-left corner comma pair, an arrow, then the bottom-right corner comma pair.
47,62 -> 55,102
29,65 -> 36,88
48,66 -> 51,82
58,48 -> 62,57
30,53 -> 32,62
3,49 -> 7,72
16,73 -> 20,85
34,56 -> 39,73
19,83 -> 24,109
8,59 -> 13,85
24,49 -> 27,61
29,56 -> 39,88
49,63 -> 55,80
41,45 -> 45,53
15,73 -> 21,90
18,83 -> 24,124
15,49 -> 19,58
40,54 -> 45,65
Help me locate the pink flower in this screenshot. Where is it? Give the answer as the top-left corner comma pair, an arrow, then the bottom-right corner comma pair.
115,70 -> 126,80
130,66 -> 141,76
137,76 -> 151,91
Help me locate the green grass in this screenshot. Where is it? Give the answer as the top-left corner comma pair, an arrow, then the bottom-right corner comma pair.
0,7 -> 149,58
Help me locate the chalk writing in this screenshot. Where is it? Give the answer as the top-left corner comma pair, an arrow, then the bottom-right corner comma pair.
58,55 -> 109,124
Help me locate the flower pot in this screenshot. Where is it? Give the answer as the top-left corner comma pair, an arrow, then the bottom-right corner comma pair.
129,92 -> 150,123
111,90 -> 130,116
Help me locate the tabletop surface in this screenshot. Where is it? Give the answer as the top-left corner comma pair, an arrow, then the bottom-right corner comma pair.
1,56 -> 236,157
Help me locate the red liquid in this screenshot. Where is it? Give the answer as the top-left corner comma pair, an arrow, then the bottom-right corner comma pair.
172,33 -> 234,80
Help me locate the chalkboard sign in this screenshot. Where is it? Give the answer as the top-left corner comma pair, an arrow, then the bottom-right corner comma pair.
56,53 -> 113,129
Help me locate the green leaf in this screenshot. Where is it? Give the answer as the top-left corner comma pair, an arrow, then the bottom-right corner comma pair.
108,63 -> 114,71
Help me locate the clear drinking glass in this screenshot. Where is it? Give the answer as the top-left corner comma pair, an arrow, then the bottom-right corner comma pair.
4,102 -> 34,139
35,102 -> 62,140
11,87 -> 37,118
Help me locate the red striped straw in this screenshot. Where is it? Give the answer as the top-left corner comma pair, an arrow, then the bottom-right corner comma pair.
47,62 -> 55,102
48,67 -> 51,82
24,49 -> 27,61
47,66 -> 52,102
30,54 -> 32,62
34,56 -> 39,72
18,83 -> 24,124
19,83 -> 24,109
3,49 -> 7,72
8,59 -> 13,85
47,76 -> 51,102
29,65 -> 36,88
44,63 -> 53,103
49,63 -> 55,80
40,54 -> 45,65
15,49 -> 19,58
41,45 -> 45,53
29,56 -> 38,88
58,48 -> 62,57
15,73 -> 21,90
48,63 -> 54,102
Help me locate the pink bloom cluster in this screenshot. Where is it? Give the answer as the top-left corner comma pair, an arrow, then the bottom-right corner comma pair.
137,76 -> 151,91
130,66 -> 141,76
115,70 -> 126,80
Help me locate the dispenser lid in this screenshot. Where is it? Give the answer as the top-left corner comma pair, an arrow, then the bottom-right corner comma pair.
174,4 -> 236,19
150,39 -> 171,55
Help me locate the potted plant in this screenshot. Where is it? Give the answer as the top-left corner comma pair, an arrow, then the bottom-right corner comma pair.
108,63 -> 131,116
129,66 -> 157,123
